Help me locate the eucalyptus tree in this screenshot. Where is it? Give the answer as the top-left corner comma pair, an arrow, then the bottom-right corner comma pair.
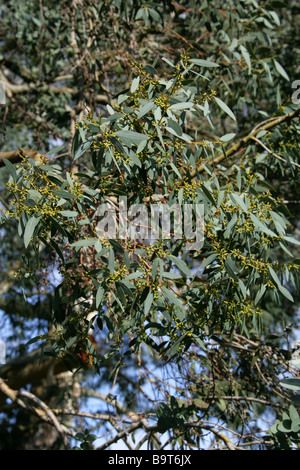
0,0 -> 299,450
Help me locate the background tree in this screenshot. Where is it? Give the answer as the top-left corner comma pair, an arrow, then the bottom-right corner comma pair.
0,0 -> 299,450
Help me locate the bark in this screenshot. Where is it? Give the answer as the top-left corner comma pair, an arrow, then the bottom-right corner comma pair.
0,346 -> 76,407
0,148 -> 42,167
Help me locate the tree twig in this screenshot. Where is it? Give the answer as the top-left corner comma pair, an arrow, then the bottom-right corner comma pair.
18,390 -> 71,449
250,135 -> 300,169
189,107 -> 300,177
0,377 -> 71,449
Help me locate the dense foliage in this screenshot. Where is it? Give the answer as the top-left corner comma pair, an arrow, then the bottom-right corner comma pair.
0,0 -> 299,450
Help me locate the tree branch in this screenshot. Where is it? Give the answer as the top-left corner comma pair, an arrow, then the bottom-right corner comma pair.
189,107 -> 300,177
0,68 -> 108,103
0,148 -> 42,167
250,135 -> 300,169
0,347 -> 76,406
18,389 -> 71,449
0,377 -> 71,449
96,418 -> 154,450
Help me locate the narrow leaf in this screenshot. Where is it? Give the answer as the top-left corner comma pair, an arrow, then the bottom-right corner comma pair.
167,255 -> 191,277
96,285 -> 105,308
161,286 -> 183,308
144,291 -> 154,316
214,97 -> 236,121
190,58 -> 219,68
280,378 -> 300,391
274,59 -> 290,81
2,158 -> 17,182
131,76 -> 140,93
137,101 -> 155,119
24,216 -> 40,248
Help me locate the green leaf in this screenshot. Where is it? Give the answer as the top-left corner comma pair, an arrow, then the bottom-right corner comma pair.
106,113 -> 124,123
109,135 -> 125,155
290,359 -> 300,370
144,291 -> 154,316
224,256 -> 239,281
190,58 -> 219,68
2,158 -> 17,182
109,239 -> 124,253
96,285 -> 105,308
149,8 -> 160,22
27,189 -> 42,201
268,265 -> 281,287
230,193 -> 248,213
46,144 -> 66,155
115,130 -> 150,145
166,119 -> 182,136
25,335 -> 45,346
143,64 -> 158,75
165,336 -> 185,360
128,151 -> 142,167
131,76 -> 140,93
161,272 -> 182,280
169,161 -> 183,177
162,57 -> 175,67
151,258 -> 160,279
238,279 -> 247,299
280,378 -> 300,391
74,137 -> 94,160
70,238 -> 98,249
220,133 -> 236,142
137,101 -> 155,119
53,189 -> 75,199
167,255 -> 191,277
24,216 -> 40,248
169,102 -> 194,112
41,236 -> 65,264
250,213 -> 276,237
201,184 -> 216,206
214,97 -> 236,121
282,235 -> 300,246
255,284 -> 266,305
125,271 -> 144,281
274,59 -> 290,81
240,44 -> 251,74
60,210 -> 78,217
278,284 -> 294,302
199,253 -> 217,270
161,286 -> 184,308
268,266 -> 293,302
108,249 -> 115,275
